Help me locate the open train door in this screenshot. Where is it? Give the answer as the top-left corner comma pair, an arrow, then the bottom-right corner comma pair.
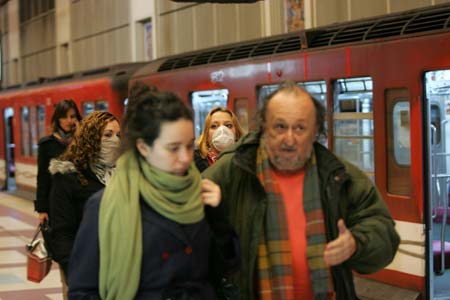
3,107 -> 15,190
424,70 -> 450,300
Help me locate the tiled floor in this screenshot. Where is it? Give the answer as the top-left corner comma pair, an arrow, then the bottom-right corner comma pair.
0,192 -> 63,300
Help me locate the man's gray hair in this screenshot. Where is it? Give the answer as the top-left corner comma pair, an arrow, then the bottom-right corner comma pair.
257,80 -> 327,139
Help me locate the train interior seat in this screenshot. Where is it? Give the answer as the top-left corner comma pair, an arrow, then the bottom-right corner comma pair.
434,207 -> 450,225
433,189 -> 450,273
432,240 -> 450,273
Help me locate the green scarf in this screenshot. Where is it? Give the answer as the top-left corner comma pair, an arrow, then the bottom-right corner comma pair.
98,150 -> 204,300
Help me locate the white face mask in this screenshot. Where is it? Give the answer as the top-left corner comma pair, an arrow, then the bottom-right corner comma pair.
211,125 -> 235,152
98,136 -> 121,167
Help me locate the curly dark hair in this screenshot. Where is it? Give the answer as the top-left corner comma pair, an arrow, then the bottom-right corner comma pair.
60,111 -> 118,185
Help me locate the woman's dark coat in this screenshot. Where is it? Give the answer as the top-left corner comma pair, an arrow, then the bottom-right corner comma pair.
68,192 -> 217,300
49,160 -> 104,276
194,149 -> 209,173
35,135 -> 67,213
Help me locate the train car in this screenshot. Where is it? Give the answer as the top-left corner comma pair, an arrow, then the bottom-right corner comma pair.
130,4 -> 450,300
0,62 -> 144,193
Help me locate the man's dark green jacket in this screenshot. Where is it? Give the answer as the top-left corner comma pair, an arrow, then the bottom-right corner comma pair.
203,131 -> 400,300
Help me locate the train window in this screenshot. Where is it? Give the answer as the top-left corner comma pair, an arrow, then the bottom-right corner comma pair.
333,77 -> 374,180
393,102 -> 411,166
234,98 -> 249,133
337,78 -> 373,92
20,105 -> 45,158
37,105 -> 46,140
83,102 -> 95,116
191,89 -> 228,138
95,101 -> 109,111
386,89 -> 411,196
29,106 -> 38,157
21,107 -> 31,157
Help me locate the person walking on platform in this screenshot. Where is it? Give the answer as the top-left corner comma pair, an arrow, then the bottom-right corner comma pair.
35,99 -> 81,225
49,111 -> 120,298
194,107 -> 244,172
203,80 -> 400,300
68,83 -> 239,300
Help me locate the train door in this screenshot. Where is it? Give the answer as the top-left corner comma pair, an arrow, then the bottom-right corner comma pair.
3,107 -> 15,190
424,70 -> 450,300
190,89 -> 228,138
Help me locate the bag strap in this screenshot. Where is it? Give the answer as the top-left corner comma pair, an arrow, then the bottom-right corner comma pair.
26,224 -> 42,253
31,219 -> 50,243
30,224 -> 41,244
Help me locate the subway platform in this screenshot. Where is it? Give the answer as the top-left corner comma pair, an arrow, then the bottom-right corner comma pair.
0,191 -> 63,300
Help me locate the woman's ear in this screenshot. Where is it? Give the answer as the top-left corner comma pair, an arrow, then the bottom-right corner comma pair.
136,138 -> 149,158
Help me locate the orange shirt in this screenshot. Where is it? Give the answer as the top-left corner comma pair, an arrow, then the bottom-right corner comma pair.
271,169 -> 314,300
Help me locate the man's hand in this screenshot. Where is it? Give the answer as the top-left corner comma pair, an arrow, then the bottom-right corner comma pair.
201,178 -> 221,207
323,219 -> 356,266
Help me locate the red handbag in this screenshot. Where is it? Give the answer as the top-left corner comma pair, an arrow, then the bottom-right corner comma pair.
25,223 -> 52,283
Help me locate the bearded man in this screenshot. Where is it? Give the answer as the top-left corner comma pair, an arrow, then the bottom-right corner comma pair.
203,80 -> 400,300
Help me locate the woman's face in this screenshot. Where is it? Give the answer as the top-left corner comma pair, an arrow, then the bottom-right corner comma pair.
98,120 -> 121,166
207,111 -> 236,144
58,108 -> 79,133
137,119 -> 195,176
101,120 -> 121,141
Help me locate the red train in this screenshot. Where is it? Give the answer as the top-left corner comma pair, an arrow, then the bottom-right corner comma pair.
1,3 -> 450,299
130,4 -> 450,300
0,63 -> 144,192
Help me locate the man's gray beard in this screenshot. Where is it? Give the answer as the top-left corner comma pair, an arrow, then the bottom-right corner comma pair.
271,155 -> 305,172
262,135 -> 308,172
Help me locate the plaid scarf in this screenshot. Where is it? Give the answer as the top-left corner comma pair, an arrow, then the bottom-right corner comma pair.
255,145 -> 335,300
207,148 -> 219,165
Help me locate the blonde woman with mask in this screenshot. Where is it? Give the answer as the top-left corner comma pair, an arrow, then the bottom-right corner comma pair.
68,83 -> 239,300
194,107 -> 244,172
48,111 -> 120,298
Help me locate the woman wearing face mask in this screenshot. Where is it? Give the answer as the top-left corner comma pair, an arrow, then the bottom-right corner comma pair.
67,83 -> 239,300
48,111 -> 120,286
35,99 -> 82,225
195,107 -> 244,172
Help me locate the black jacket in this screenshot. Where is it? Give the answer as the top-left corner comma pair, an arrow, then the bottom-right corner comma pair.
49,160 -> 104,276
35,135 -> 67,213
68,192 -> 217,300
194,149 -> 210,173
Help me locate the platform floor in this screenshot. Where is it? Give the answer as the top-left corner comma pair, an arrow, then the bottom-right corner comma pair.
0,192 -> 63,300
